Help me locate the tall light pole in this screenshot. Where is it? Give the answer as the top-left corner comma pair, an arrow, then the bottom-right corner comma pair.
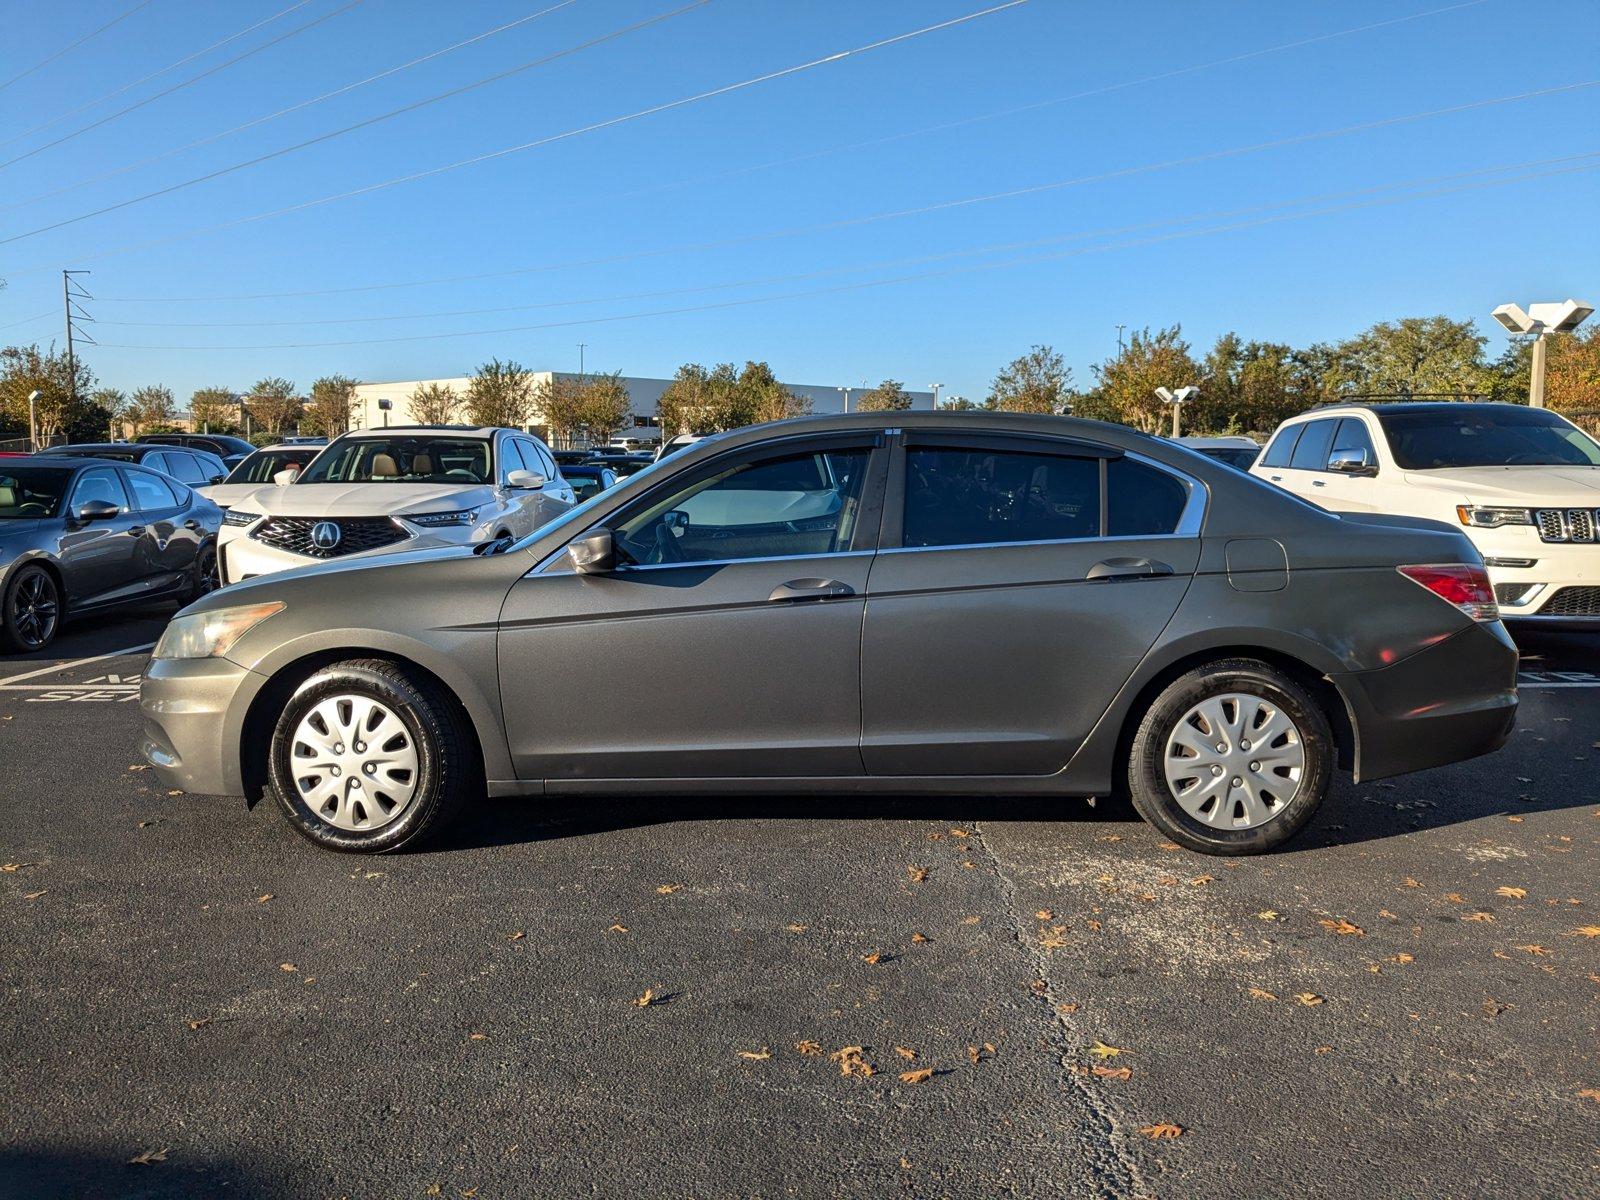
27,390 -> 40,451
838,386 -> 850,414
1491,299 -> 1593,408
929,382 -> 943,409
1155,385 -> 1198,438
577,343 -> 587,379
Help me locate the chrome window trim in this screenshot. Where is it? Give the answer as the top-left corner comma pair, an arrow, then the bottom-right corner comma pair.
535,547 -> 876,577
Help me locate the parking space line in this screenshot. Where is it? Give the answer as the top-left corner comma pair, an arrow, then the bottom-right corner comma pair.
0,643 -> 155,686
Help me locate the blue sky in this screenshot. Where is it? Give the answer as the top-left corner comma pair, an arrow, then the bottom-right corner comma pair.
1,0 -> 1597,402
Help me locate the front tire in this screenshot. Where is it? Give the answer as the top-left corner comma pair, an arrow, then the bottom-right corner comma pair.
267,659 -> 475,853
2,564 -> 61,654
1126,658 -> 1332,855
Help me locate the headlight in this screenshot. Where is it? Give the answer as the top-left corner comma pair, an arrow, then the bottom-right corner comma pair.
1456,506 -> 1533,529
153,601 -> 284,660
223,508 -> 261,527
405,508 -> 479,527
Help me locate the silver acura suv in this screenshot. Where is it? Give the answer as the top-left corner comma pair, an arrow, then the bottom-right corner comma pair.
140,412 -> 1517,856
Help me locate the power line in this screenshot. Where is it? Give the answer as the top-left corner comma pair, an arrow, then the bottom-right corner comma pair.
0,0 -> 360,170
87,77 -> 1600,302
89,152 -> 1600,330
94,154 -> 1600,351
17,0 -> 1031,264
0,0 -> 709,242
0,1 -> 156,94
0,0 -> 587,214
0,310 -> 57,333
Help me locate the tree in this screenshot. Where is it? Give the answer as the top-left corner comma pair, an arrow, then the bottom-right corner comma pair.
1545,325 -> 1600,415
577,371 -> 632,442
189,386 -> 236,433
302,375 -> 357,438
856,379 -> 914,412
657,363 -> 721,436
465,359 -> 535,428
1339,316 -> 1490,399
533,374 -> 585,444
91,388 -> 127,440
0,343 -> 95,444
738,361 -> 809,425
1092,326 -> 1200,434
248,376 -> 301,435
938,395 -> 983,412
656,361 -> 806,434
409,381 -> 461,425
128,385 -> 177,435
988,345 -> 1073,414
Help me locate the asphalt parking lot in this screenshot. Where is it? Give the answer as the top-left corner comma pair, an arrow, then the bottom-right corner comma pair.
3,609 -> 1597,1199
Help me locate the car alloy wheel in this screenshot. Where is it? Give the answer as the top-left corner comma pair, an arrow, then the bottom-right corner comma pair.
1162,692 -> 1305,829
289,694 -> 421,832
5,566 -> 60,652
192,545 -> 220,598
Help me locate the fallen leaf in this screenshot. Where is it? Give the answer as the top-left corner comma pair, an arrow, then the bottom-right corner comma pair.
256,893 -> 274,903
468,1032 -> 487,1041
1035,909 -> 1053,920
1294,993 -> 1324,1006
785,923 -> 807,933
1039,926 -> 1069,949
898,1068 -> 935,1085
656,884 -> 680,894
1506,815 -> 1523,823
1482,997 -> 1508,1018
128,1148 -> 169,1165
861,951 -> 882,964
1569,926 -> 1600,938
1087,1040 -> 1127,1059
1092,1065 -> 1132,1080
1158,842 -> 1181,851
1314,1045 -> 1333,1055
279,962 -> 297,973
1389,953 -> 1415,964
1319,918 -> 1365,936
907,865 -> 928,883
505,931 -> 524,942
1577,1088 -> 1600,1105
166,789 -> 183,796
186,1018 -> 211,1031
966,1044 -> 994,1064
736,1048 -> 771,1060
910,932 -> 929,944
1188,874 -> 1214,887
1403,877 -> 1422,888
1462,912 -> 1496,923
829,1046 -> 874,1077
607,923 -> 629,934
1515,944 -> 1552,956
1257,910 -> 1280,921
1444,893 -> 1465,904
633,989 -> 660,1007
960,915 -> 981,925
948,828 -> 970,838
22,889 -> 47,901
1496,887 -> 1528,899
1247,987 -> 1277,1001
137,819 -> 160,828
1,862 -> 37,872
1139,1123 -> 1184,1139
127,764 -> 148,772
795,1040 -> 823,1056
1098,834 -> 1123,843
894,1046 -> 917,1060
1054,1002 -> 1079,1015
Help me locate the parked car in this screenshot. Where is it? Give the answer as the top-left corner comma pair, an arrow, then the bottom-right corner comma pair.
656,432 -> 706,461
141,412 -> 1516,856
1178,435 -> 1260,471
201,443 -> 327,510
1253,403 -> 1600,625
214,426 -> 575,585
559,463 -> 619,501
137,433 -> 257,470
586,452 -> 653,478
2,457 -> 221,653
552,449 -> 592,468
52,442 -> 229,490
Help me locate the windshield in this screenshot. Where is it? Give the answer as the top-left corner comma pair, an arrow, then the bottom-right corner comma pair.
1198,447 -> 1259,470
299,437 -> 492,484
0,468 -> 71,519
1377,408 -> 1600,469
226,448 -> 317,485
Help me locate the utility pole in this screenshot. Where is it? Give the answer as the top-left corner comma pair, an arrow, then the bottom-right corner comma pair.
577,343 -> 587,379
62,270 -> 94,427
1115,324 -> 1126,357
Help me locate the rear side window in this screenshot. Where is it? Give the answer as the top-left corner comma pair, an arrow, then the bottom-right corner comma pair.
903,448 -> 1100,548
1288,420 -> 1337,470
125,469 -> 181,512
1259,425 -> 1302,468
1106,458 -> 1188,536
164,452 -> 208,485
1330,418 -> 1376,465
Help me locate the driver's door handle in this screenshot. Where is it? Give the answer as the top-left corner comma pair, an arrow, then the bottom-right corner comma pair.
768,578 -> 855,602
126,525 -> 146,538
184,519 -> 202,530
1085,557 -> 1173,581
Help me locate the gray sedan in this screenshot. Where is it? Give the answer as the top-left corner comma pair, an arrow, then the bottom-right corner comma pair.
2,457 -> 222,653
139,413 -> 1517,856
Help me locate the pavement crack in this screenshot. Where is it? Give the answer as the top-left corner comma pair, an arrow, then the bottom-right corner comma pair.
972,820 -> 1144,1200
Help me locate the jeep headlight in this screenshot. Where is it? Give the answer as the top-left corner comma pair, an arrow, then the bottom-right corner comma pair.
405,508 -> 479,527
1456,506 -> 1533,529
153,601 -> 284,660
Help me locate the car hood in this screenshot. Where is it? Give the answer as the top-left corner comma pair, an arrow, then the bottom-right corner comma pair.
199,482 -> 276,507
236,481 -> 494,517
1399,466 -> 1600,504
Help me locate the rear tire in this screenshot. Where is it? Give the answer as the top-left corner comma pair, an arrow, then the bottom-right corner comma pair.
267,658 -> 475,853
1126,658 -> 1332,855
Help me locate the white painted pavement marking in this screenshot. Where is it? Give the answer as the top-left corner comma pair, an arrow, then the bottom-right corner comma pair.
1518,670 -> 1600,689
0,642 -> 154,685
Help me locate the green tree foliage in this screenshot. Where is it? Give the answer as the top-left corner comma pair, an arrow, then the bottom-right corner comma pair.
248,376 -> 301,435
578,371 -> 632,441
128,385 -> 177,435
409,381 -> 461,425
302,375 -> 358,438
988,345 -> 1074,414
90,388 -> 127,440
1092,326 -> 1200,434
938,395 -> 983,412
856,379 -> 914,412
1545,325 -> 1600,419
1340,316 -> 1490,399
656,361 -> 807,433
465,359 -> 535,428
0,343 -> 96,443
189,386 -> 237,433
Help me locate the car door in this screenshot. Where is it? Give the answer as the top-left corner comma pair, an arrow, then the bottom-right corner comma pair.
55,466 -> 142,608
516,437 -> 575,531
859,431 -> 1203,776
1314,417 -> 1384,512
1268,417 -> 1338,506
497,433 -> 888,781
122,467 -> 200,593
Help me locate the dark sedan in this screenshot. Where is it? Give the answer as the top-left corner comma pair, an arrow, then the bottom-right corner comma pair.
1,457 -> 221,653
137,432 -> 257,470
53,442 -> 229,491
140,412 -> 1516,857
559,463 -> 619,501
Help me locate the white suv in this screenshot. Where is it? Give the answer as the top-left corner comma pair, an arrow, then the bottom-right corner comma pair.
1252,402 -> 1600,624
217,426 -> 575,585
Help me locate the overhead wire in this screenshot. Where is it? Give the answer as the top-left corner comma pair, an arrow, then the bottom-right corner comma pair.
0,0 -> 156,95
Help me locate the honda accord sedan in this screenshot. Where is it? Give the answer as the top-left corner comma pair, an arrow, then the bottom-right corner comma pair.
139,413 -> 1517,856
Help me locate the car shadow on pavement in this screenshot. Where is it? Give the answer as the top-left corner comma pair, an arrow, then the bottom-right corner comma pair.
0,1145 -> 272,1200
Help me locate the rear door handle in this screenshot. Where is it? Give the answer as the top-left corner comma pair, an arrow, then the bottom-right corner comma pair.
1269,474 -> 1283,482
768,578 -> 855,602
1086,557 -> 1173,581
1311,480 -> 1326,488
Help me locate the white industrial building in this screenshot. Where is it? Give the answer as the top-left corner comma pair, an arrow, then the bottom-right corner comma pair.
351,372 -> 935,443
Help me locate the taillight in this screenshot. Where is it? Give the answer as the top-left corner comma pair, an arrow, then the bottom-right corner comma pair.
1397,563 -> 1499,622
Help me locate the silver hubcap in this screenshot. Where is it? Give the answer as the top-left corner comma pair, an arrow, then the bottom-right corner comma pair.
290,694 -> 419,832
1163,692 -> 1304,829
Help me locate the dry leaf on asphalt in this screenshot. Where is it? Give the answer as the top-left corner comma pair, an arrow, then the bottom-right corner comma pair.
1092,1065 -> 1132,1080
967,1044 -> 995,1064
1319,918 -> 1364,936
186,1018 -> 211,1031
256,894 -> 273,903
786,923 -> 807,933
505,931 -> 524,942
1577,1089 -> 1600,1105
736,1049 -> 771,1060
633,989 -> 663,1007
1389,953 -> 1415,964
829,1046 -> 874,1078
907,865 -> 928,883
279,963 -> 297,973
1496,887 -> 1528,899
128,1148 -> 169,1165
1257,910 -> 1280,921
1188,875 -> 1214,887
899,1068 -> 934,1085
22,890 -> 46,901
949,828 -> 970,838
1138,1124 -> 1184,1139
1039,926 -> 1069,950
1035,909 -> 1053,920
1294,993 -> 1324,1006
656,884 -> 680,894
1247,987 -> 1277,1001
894,1046 -> 917,1060
795,1040 -> 823,1056
1055,1002 -> 1079,1015
468,1032 -> 487,1041
1515,944 -> 1552,955
1,862 -> 37,872
910,932 -> 929,943
608,923 -> 629,934
1087,1040 -> 1127,1059
861,951 -> 882,964
1570,926 -> 1600,938
1462,912 -> 1496,923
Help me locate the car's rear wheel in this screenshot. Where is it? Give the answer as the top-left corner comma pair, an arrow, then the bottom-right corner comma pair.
1126,658 -> 1332,855
2,564 -> 61,654
267,659 -> 475,853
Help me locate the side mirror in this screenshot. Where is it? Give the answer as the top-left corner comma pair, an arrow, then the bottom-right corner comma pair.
209,474 -> 227,486
506,469 -> 546,490
73,499 -> 119,523
1327,449 -> 1376,476
273,467 -> 300,486
567,529 -> 614,574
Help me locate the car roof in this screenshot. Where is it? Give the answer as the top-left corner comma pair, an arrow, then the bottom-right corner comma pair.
6,455 -> 97,469
1178,436 -> 1258,448
1297,401 -> 1536,420
341,425 -> 501,438
52,443 -> 156,454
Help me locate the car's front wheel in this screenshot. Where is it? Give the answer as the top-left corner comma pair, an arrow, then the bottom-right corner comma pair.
268,659 -> 475,853
1126,658 -> 1332,855
2,563 -> 61,654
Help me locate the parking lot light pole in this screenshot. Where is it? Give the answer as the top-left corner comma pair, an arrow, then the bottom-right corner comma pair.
838,386 -> 850,414
28,390 -> 40,452
1492,299 -> 1594,408
1155,385 -> 1198,437
929,382 -> 943,409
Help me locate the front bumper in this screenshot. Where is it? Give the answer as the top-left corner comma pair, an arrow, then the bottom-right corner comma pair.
139,655 -> 263,795
1469,530 -> 1600,621
1331,620 -> 1518,782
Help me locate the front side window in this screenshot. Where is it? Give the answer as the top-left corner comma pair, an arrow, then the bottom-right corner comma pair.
69,467 -> 129,513
299,437 -> 492,484
904,448 -> 1100,548
1288,420 -> 1337,470
1329,418 -> 1376,467
614,446 -> 872,565
125,469 -> 181,512
0,468 -> 73,519
1376,407 -> 1600,469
